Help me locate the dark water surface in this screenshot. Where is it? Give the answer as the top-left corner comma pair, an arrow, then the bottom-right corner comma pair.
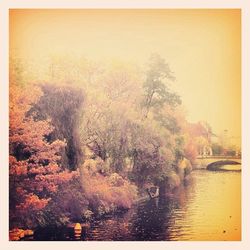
32,169 -> 241,241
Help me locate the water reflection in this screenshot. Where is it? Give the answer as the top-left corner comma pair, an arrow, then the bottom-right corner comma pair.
33,169 -> 241,241
84,170 -> 241,241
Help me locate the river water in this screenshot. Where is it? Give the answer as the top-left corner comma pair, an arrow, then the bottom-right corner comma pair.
33,167 -> 241,241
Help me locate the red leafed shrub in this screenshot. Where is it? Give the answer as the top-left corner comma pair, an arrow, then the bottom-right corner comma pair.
81,163 -> 138,216
16,194 -> 51,211
9,84 -> 77,228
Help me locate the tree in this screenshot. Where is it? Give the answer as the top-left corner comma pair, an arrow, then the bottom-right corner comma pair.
9,84 -> 77,228
186,121 -> 213,156
30,84 -> 85,170
211,143 -> 223,156
79,63 -> 142,172
142,53 -> 181,118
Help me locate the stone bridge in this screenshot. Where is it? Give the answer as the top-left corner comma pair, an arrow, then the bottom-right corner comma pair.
194,156 -> 241,169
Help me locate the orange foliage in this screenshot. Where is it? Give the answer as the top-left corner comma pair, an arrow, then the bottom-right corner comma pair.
82,167 -> 137,214
16,194 -> 51,212
9,84 -> 77,227
184,141 -> 198,163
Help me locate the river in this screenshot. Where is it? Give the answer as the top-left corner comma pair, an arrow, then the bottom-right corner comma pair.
32,167 -> 241,241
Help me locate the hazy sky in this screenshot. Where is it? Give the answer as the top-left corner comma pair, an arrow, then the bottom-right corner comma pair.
10,9 -> 241,141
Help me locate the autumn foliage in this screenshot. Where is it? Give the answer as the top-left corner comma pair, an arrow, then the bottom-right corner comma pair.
9,54 -> 214,232
9,84 -> 77,228
81,159 -> 137,215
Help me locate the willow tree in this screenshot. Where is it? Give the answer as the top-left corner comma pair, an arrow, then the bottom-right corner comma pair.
30,84 -> 85,170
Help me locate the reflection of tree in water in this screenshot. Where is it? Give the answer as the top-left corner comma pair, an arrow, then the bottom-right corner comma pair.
34,183 -> 194,241
130,185 -> 192,241
129,198 -> 171,240
84,213 -> 133,241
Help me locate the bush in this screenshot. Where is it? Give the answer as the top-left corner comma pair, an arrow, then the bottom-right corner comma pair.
35,176 -> 89,227
80,164 -> 138,216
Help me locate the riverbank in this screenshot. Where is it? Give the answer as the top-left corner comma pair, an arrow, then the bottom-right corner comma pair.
9,156 -> 202,242
15,169 -> 240,241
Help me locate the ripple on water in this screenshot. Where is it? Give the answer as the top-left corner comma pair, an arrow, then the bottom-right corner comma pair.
32,169 -> 241,241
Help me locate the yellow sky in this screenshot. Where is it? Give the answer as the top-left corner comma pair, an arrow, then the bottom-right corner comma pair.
9,9 -> 241,142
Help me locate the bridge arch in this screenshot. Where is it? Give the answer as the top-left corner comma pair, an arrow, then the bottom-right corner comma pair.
206,160 -> 241,171
195,156 -> 241,169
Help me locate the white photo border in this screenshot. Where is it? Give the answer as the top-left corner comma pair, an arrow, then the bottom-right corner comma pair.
1,1 -> 249,250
